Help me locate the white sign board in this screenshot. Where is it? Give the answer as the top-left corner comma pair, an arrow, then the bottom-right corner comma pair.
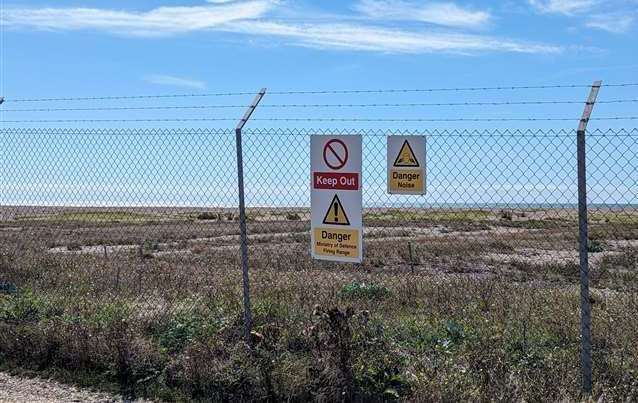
387,135 -> 426,195
310,135 -> 363,263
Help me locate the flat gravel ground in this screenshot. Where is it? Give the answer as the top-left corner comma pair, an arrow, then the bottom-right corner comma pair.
0,372 -> 144,403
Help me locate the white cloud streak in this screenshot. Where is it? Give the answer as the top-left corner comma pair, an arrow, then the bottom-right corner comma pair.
354,0 -> 491,28
528,0 -> 600,15
2,1 -> 276,37
143,74 -> 207,90
1,1 -> 560,54
585,13 -> 635,33
232,21 -> 560,54
528,0 -> 635,34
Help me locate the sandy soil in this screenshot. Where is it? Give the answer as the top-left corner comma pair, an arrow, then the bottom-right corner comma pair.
0,372 -> 150,403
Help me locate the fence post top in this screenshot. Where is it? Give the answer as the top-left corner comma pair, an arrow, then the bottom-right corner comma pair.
235,88 -> 267,131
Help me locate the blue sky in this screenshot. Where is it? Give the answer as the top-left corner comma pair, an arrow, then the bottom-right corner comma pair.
0,1 -> 636,208
1,0 -> 636,117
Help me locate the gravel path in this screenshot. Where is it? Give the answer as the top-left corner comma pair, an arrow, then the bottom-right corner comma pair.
0,372 -> 145,403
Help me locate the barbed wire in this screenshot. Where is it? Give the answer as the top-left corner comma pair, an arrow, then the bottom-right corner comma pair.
4,92 -> 257,103
2,83 -> 636,103
1,105 -> 246,112
2,116 -> 637,124
2,99 -> 637,113
249,117 -> 637,122
603,83 -> 638,87
266,83 -> 637,95
0,118 -> 237,123
262,99 -> 637,106
1,127 -> 636,138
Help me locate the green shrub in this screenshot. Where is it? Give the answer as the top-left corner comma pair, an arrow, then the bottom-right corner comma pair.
0,281 -> 18,295
196,212 -> 218,220
66,242 -> 83,251
588,239 -> 605,253
139,240 -> 160,258
89,302 -> 132,329
500,210 -> 513,221
341,282 -> 391,300
150,311 -> 223,354
143,240 -> 160,251
443,320 -> 465,345
253,299 -> 290,323
0,291 -> 60,323
391,318 -> 466,352
286,212 -> 301,221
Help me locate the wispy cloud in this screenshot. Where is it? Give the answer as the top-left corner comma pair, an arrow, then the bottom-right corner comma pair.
528,0 -> 599,15
2,1 -> 276,37
585,12 -> 635,33
143,74 -> 207,90
354,0 -> 491,28
232,21 -> 560,54
528,0 -> 635,33
1,1 -> 560,54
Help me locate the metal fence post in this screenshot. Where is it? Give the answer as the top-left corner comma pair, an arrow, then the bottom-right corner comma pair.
577,80 -> 601,395
235,88 -> 266,345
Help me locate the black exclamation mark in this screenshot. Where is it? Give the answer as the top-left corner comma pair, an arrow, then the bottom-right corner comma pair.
334,201 -> 338,223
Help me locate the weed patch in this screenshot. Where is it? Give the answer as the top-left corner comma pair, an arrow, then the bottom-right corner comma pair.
0,290 -> 62,323
588,239 -> 605,253
196,212 -> 218,220
341,282 -> 391,300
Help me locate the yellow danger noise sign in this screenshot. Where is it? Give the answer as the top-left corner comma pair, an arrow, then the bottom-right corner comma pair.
393,140 -> 420,167
388,136 -> 426,195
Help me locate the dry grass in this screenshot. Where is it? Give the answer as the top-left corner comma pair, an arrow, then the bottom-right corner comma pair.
1,207 -> 638,401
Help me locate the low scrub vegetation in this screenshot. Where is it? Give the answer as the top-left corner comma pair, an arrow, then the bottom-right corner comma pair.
196,212 -> 219,221
1,270 -> 637,401
1,208 -> 638,401
340,281 -> 391,299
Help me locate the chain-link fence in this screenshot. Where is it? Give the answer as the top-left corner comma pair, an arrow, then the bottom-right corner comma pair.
1,126 -> 637,400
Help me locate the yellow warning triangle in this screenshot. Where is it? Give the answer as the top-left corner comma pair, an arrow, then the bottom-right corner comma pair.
322,195 -> 350,226
393,140 -> 420,167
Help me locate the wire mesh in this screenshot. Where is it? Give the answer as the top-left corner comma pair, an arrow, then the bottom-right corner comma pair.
0,126 -> 637,399
239,127 -> 638,399
0,127 -> 241,325
240,128 -> 638,276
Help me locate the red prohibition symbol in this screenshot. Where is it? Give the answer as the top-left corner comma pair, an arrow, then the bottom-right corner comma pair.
323,139 -> 348,170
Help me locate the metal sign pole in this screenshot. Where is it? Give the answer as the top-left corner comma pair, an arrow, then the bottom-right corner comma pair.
235,88 -> 266,345
577,80 -> 601,395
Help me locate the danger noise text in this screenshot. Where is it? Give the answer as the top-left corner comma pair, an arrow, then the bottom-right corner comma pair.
392,171 -> 421,189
